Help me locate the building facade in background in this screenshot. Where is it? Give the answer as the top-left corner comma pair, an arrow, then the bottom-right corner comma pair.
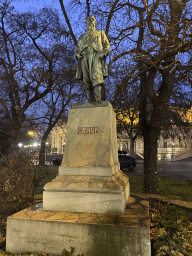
49,123 -> 67,154
49,109 -> 192,159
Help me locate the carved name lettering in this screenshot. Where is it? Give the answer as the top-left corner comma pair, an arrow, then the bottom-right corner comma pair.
78,126 -> 100,134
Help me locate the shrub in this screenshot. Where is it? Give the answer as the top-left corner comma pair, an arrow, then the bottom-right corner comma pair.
62,247 -> 84,256
0,151 -> 37,216
151,204 -> 192,256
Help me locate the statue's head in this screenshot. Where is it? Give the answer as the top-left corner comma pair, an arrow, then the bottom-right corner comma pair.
86,16 -> 96,28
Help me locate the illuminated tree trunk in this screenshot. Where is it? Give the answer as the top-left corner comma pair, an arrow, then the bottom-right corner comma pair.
130,136 -> 135,157
143,132 -> 159,194
39,140 -> 46,166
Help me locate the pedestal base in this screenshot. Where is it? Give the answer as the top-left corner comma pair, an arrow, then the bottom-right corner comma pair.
43,170 -> 130,215
6,194 -> 151,256
43,102 -> 130,215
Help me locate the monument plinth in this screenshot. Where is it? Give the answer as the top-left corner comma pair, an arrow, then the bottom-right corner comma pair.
6,195 -> 151,256
6,102 -> 150,256
43,101 -> 130,215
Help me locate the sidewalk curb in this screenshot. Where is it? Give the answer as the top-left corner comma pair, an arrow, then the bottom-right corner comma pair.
141,193 -> 192,218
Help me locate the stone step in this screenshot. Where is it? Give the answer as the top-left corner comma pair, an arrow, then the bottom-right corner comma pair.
6,194 -> 151,256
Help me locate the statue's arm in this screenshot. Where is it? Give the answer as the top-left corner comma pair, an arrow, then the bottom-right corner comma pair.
101,31 -> 110,57
75,35 -> 83,60
75,48 -> 83,60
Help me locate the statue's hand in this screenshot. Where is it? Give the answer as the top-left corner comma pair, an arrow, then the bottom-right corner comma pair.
76,54 -> 83,60
98,53 -> 105,59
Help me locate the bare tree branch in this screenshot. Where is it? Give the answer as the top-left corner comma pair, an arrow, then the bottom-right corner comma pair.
59,0 -> 77,45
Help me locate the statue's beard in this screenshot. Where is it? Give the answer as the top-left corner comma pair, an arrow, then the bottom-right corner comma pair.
87,24 -> 95,31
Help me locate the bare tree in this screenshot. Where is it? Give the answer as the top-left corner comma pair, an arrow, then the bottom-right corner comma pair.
38,72 -> 82,165
135,0 -> 192,193
114,81 -> 141,157
0,3 -> 76,152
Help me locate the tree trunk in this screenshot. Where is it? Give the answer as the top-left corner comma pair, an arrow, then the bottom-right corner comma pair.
9,123 -> 23,152
39,140 -> 46,166
143,132 -> 159,194
130,137 -> 135,157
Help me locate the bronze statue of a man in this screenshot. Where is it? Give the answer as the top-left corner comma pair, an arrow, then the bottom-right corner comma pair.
75,16 -> 110,102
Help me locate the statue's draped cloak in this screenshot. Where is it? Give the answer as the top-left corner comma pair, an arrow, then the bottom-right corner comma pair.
75,30 -> 110,84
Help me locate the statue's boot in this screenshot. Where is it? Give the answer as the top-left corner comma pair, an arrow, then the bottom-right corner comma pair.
101,85 -> 105,101
95,84 -> 105,102
87,89 -> 95,102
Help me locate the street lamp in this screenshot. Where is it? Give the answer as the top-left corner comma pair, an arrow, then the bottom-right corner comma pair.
172,142 -> 174,158
18,143 -> 23,148
28,131 -> 35,136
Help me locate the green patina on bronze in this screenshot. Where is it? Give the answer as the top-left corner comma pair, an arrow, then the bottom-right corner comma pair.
75,16 -> 110,102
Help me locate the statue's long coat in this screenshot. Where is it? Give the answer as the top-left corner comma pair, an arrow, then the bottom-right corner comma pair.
75,30 -> 110,81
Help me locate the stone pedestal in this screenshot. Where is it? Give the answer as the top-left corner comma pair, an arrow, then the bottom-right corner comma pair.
6,194 -> 151,256
43,101 -> 130,215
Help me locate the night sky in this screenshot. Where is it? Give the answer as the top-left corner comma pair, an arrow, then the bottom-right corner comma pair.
13,0 -> 61,13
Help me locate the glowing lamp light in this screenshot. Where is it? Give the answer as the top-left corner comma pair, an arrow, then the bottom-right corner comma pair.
28,131 -> 35,136
18,143 -> 23,147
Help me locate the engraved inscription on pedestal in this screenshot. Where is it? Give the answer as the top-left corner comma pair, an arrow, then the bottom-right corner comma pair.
78,126 -> 100,134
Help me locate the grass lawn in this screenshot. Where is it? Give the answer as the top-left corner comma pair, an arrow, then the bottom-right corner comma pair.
33,166 -> 192,202
34,165 -> 59,195
128,173 -> 192,202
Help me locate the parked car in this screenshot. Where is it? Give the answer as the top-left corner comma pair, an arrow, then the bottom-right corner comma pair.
118,150 -> 128,155
118,154 -> 136,171
52,157 -> 63,166
52,154 -> 136,171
